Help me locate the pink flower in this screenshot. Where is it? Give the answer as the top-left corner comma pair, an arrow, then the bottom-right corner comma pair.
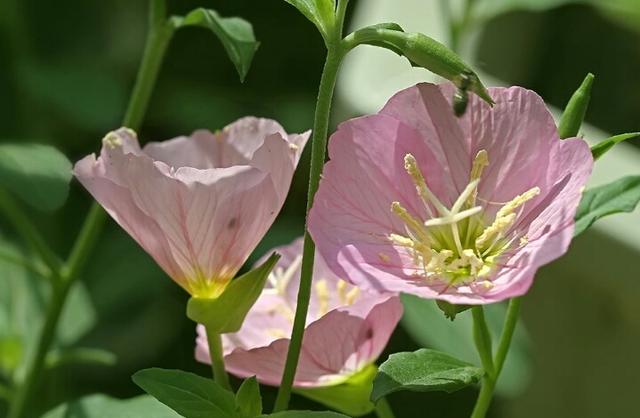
74,117 -> 309,298
195,237 -> 403,387
308,83 -> 593,305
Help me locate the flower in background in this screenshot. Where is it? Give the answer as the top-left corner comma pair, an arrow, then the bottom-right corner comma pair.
75,117 -> 309,298
309,83 -> 593,305
195,237 -> 403,387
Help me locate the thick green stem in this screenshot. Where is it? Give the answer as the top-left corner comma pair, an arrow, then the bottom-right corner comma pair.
375,398 -> 397,418
470,298 -> 522,418
272,2 -> 348,412
6,2 -> 172,417
206,328 -> 231,391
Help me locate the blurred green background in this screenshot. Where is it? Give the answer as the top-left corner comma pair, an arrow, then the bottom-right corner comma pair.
0,0 -> 639,417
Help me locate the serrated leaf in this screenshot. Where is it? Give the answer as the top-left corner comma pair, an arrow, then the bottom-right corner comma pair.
295,364 -> 376,416
590,132 -> 640,160
132,368 -> 236,418
236,376 -> 262,418
371,349 -> 483,401
574,176 -> 640,237
0,143 -> 72,211
400,294 -> 531,397
284,0 -> 336,40
175,8 -> 259,81
42,394 -> 181,418
187,253 -> 279,333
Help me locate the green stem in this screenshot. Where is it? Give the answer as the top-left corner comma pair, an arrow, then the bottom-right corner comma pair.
470,298 -> 522,418
272,1 -> 348,412
471,306 -> 494,378
206,327 -> 232,391
375,398 -> 397,418
6,2 -> 173,417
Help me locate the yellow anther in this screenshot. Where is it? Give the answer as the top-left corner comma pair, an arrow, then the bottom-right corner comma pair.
467,150 -> 489,207
476,212 -> 516,249
345,287 -> 360,305
388,233 -> 415,247
337,280 -> 348,304
391,202 -> 430,242
404,154 -> 449,216
496,187 -> 541,219
315,279 -> 330,316
103,132 -> 122,149
519,236 -> 529,247
288,143 -> 299,151
266,328 -> 289,338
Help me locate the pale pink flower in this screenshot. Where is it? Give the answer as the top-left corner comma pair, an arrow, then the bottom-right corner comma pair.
195,237 -> 403,387
308,83 -> 593,305
74,117 -> 309,298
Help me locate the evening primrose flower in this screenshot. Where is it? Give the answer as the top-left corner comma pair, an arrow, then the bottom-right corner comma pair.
74,117 -> 309,298
195,237 -> 403,387
308,83 -> 593,304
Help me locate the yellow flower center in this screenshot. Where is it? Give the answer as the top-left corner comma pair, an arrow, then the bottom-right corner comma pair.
389,151 -> 540,289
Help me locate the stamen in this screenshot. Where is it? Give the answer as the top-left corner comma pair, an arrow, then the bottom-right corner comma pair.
404,154 -> 449,216
103,132 -> 122,149
496,187 -> 541,219
476,212 -> 516,250
391,202 -> 430,242
315,279 -> 330,316
467,150 -> 489,207
345,287 -> 360,305
337,280 -> 347,304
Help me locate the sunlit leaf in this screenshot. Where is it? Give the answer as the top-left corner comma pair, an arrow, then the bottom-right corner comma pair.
133,368 -> 236,418
283,0 -> 336,40
0,143 -> 71,211
590,132 -> 640,160
574,176 -> 640,236
401,294 -> 532,397
371,349 -> 484,401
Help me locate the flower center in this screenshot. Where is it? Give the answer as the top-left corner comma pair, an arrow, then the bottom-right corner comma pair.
389,151 -> 540,289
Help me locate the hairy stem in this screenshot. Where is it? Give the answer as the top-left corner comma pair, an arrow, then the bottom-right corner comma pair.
6,2 -> 173,417
272,1 -> 349,411
470,298 -> 522,418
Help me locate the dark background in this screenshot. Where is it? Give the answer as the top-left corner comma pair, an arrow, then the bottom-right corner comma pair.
0,0 -> 639,417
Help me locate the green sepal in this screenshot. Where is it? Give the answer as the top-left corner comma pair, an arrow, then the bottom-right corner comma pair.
436,300 -> 471,321
343,25 -> 493,105
295,364 -> 377,417
574,176 -> 640,237
236,376 -> 262,418
172,8 -> 259,82
371,349 -> 484,401
590,132 -> 640,160
284,0 -> 336,41
558,73 -> 594,139
187,253 -> 280,333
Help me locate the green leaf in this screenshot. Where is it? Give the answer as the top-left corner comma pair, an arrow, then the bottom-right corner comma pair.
132,368 -> 236,418
45,347 -> 117,369
284,0 -> 336,40
344,27 -> 493,105
371,349 -> 484,401
236,376 -> 262,418
401,294 -> 531,397
296,364 -> 376,416
187,253 -> 280,333
558,73 -> 594,139
42,394 -> 181,418
0,237 -> 96,379
264,412 -> 351,418
0,143 -> 72,211
174,8 -> 259,82
436,300 -> 471,320
0,335 -> 22,377
574,176 -> 640,237
590,132 -> 640,160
